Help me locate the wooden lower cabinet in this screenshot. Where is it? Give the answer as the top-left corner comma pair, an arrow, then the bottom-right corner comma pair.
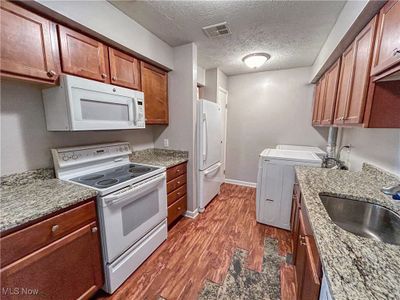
291,185 -> 322,300
0,199 -> 103,299
166,162 -> 187,226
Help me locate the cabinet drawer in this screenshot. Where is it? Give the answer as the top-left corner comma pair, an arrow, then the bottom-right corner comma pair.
167,195 -> 187,226
167,184 -> 187,206
167,174 -> 186,194
167,163 -> 187,181
0,200 -> 96,267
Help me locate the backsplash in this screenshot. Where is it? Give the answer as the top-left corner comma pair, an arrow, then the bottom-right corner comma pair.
0,80 -> 155,176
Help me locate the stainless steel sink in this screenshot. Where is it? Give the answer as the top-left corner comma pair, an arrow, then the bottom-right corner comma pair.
319,195 -> 400,246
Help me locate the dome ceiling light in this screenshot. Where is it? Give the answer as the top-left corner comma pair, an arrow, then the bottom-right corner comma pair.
242,53 -> 271,69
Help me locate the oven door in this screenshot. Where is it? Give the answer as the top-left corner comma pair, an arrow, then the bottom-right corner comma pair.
65,75 -> 145,130
99,173 -> 167,263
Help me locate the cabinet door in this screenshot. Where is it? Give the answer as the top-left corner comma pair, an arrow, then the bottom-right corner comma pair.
58,25 -> 109,82
334,43 -> 355,124
300,237 -> 321,300
344,17 -> 377,124
312,81 -> 322,125
313,75 -> 327,126
0,1 -> 59,83
295,213 -> 307,300
0,222 -> 103,300
320,59 -> 341,125
109,48 -> 141,90
141,62 -> 168,124
371,0 -> 400,76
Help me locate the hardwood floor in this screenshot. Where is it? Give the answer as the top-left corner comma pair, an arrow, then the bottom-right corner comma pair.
95,184 -> 293,300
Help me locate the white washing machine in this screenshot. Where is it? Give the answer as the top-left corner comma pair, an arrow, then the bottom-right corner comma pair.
256,149 -> 322,230
276,144 -> 326,159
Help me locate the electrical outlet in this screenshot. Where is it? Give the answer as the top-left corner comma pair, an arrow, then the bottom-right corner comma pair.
164,139 -> 169,148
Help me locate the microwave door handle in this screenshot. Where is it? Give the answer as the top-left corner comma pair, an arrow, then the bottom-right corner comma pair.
103,174 -> 165,206
129,100 -> 136,125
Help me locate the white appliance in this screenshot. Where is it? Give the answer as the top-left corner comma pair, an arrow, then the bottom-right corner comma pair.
256,149 -> 322,230
43,75 -> 145,131
276,144 -> 326,159
52,142 -> 167,293
197,99 -> 224,212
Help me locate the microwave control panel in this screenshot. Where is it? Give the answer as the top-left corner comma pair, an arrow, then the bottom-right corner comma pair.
136,98 -> 145,127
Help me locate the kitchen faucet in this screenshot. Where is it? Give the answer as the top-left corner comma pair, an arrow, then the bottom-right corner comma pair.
381,184 -> 400,200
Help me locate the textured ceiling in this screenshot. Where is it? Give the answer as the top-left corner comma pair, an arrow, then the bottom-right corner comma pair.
109,0 -> 346,75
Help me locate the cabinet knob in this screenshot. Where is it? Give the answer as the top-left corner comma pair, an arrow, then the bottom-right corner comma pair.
177,206 -> 182,211
177,192 -> 181,196
177,181 -> 181,185
300,235 -> 307,246
112,76 -> 117,81
51,225 -> 59,232
47,70 -> 56,78
101,73 -> 108,79
91,227 -> 98,233
393,48 -> 400,56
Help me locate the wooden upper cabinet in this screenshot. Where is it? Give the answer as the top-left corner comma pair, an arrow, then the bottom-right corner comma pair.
334,42 -> 356,125
109,48 -> 141,90
320,59 -> 341,125
141,62 -> 168,125
58,25 -> 109,82
314,75 -> 327,126
371,0 -> 400,76
312,81 -> 322,125
0,1 -> 60,83
344,17 -> 377,124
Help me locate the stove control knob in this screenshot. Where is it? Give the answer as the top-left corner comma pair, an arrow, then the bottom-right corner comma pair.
72,154 -> 78,160
119,147 -> 123,152
62,155 -> 69,161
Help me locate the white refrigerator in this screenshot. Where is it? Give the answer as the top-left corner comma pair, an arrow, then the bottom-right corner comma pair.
197,99 -> 223,212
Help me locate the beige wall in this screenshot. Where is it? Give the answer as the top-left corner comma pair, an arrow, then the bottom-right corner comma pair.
154,43 -> 198,212
1,80 -> 154,176
340,127 -> 400,176
225,67 -> 329,183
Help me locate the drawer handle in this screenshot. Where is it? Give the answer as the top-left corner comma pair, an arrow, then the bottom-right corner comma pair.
176,169 -> 181,173
51,225 -> 59,233
177,192 -> 181,196
300,235 -> 307,246
177,206 -> 182,211
101,73 -> 108,79
177,181 -> 181,185
91,227 -> 98,233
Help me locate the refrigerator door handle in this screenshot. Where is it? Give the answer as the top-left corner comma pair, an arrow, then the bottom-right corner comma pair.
202,112 -> 208,162
204,162 -> 222,176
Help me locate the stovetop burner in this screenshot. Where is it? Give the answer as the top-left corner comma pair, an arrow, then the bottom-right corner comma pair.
96,178 -> 119,187
70,163 -> 159,189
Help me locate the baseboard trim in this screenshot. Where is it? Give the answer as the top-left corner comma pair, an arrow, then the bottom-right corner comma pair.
184,208 -> 199,219
224,178 -> 256,188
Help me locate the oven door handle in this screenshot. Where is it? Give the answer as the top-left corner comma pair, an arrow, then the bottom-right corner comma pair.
103,173 -> 165,206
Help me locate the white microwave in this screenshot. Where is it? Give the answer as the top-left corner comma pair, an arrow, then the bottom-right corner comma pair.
42,75 -> 145,131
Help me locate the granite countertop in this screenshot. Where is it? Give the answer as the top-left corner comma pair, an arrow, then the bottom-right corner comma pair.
295,164 -> 400,300
130,148 -> 189,168
0,169 -> 97,233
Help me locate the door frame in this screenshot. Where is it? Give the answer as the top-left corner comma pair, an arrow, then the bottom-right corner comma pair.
217,87 -> 228,181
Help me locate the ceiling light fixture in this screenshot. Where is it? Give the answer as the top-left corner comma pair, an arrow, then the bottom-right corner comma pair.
242,53 -> 271,69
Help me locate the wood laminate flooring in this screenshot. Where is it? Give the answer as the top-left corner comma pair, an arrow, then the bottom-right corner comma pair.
95,184 -> 294,300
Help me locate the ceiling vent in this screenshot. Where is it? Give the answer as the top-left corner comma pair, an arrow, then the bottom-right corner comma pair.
202,22 -> 231,38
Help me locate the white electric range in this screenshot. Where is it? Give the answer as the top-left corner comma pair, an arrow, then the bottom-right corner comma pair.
51,142 -> 167,293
